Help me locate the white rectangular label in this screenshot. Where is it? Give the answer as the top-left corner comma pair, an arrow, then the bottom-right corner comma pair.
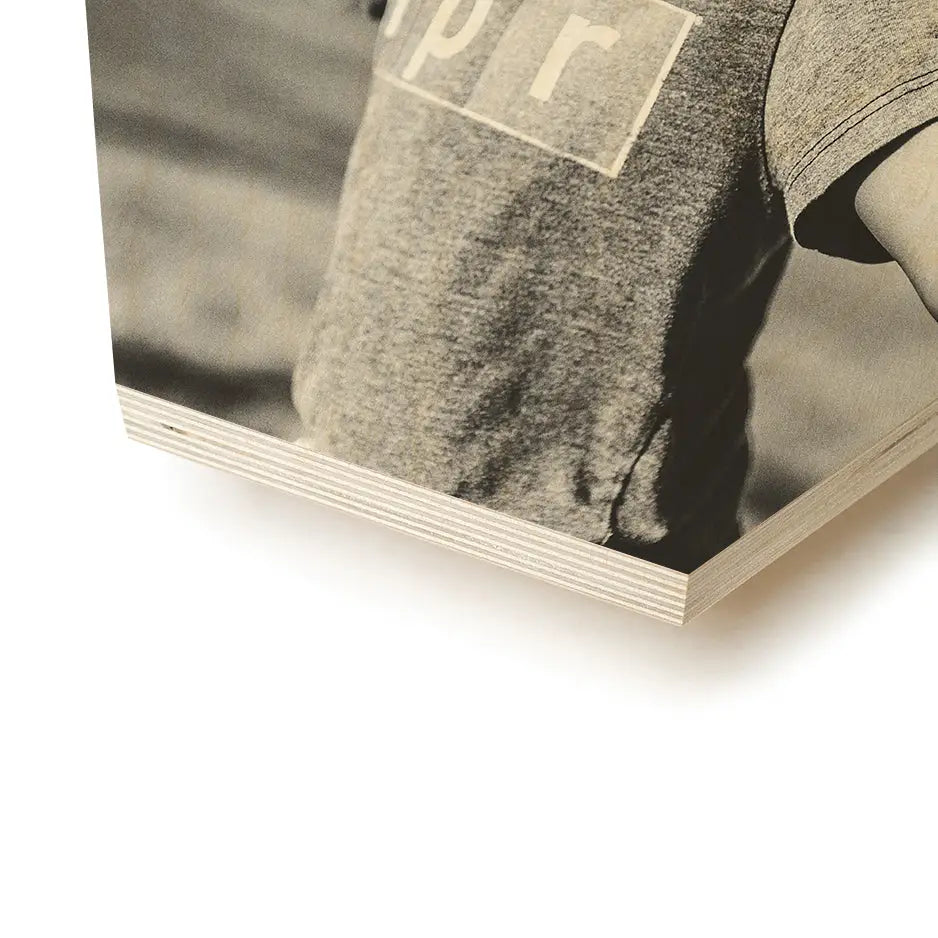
376,0 -> 700,176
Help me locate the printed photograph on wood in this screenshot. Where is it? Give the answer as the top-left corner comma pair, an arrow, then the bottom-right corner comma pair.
87,0 -> 938,618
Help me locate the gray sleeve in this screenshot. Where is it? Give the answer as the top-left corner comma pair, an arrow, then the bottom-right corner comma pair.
765,0 -> 938,262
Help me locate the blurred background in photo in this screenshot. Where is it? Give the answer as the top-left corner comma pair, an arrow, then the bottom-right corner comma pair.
87,0 -> 938,531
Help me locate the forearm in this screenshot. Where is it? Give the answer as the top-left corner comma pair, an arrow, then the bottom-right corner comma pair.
855,121 -> 938,321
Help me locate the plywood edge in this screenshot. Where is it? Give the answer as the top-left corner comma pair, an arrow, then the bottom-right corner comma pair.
686,398 -> 938,621
116,386 -> 689,625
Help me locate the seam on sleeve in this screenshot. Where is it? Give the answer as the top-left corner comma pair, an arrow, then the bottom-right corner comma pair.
784,68 -> 938,192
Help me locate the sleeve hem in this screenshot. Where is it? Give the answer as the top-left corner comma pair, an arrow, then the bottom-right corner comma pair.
784,74 -> 938,263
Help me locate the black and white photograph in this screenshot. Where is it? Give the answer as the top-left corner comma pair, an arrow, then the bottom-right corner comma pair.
6,4 -> 938,935
88,0 -> 938,619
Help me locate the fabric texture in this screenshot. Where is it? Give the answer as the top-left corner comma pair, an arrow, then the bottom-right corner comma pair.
294,0 -> 937,572
766,0 -> 938,262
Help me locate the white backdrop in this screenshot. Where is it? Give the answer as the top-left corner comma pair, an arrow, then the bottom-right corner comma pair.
2,5 -> 937,936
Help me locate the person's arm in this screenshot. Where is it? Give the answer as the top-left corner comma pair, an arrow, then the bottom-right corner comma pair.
855,122 -> 938,320
764,0 -> 938,297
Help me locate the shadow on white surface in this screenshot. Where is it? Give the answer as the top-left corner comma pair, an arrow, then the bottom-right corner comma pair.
165,436 -> 938,686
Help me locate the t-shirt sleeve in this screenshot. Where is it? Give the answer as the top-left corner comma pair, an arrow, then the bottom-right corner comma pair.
765,0 -> 938,262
